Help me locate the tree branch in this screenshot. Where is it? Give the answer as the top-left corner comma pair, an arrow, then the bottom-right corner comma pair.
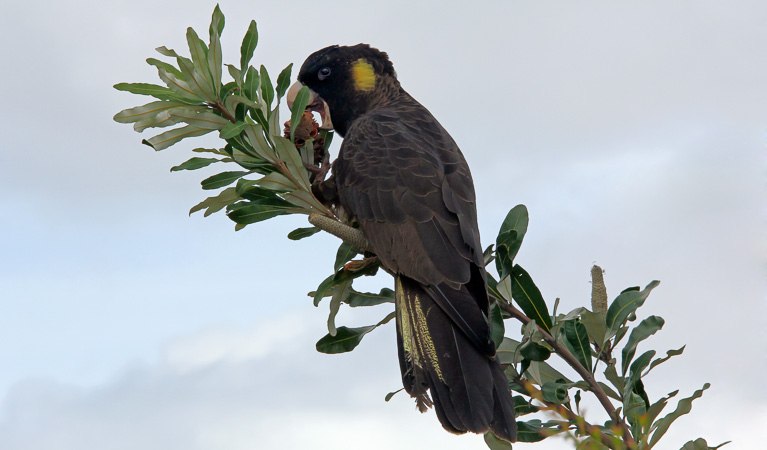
497,300 -> 636,449
518,379 -> 627,449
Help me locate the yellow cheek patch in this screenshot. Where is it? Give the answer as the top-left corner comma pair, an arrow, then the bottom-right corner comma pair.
352,58 -> 376,91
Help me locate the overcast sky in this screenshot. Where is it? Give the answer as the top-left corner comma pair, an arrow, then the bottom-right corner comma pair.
1,1 -> 765,449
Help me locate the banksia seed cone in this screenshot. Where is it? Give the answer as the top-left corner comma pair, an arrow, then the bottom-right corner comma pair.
284,111 -> 326,165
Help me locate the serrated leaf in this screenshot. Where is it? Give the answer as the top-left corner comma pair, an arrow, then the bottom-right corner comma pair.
649,384 -> 710,449
510,264 -> 552,333
287,226 -> 320,240
259,65 -> 274,112
621,315 -> 665,376
142,125 -> 213,151
240,20 -> 258,72
201,171 -> 249,190
606,280 -> 660,339
495,204 -> 528,280
315,312 -> 395,354
276,63 -> 293,101
170,157 -> 220,172
644,346 -> 685,377
189,187 -> 240,217
564,319 -> 592,372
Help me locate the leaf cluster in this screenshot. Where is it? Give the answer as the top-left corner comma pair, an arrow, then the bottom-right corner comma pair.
114,5 -> 334,231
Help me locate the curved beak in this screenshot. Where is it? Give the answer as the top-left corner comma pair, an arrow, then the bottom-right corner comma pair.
287,81 -> 334,130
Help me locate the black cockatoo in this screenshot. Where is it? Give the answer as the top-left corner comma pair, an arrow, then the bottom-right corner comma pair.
288,44 -> 517,442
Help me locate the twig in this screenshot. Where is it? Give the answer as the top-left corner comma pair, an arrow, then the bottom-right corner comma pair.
518,379 -> 627,449
497,300 -> 636,449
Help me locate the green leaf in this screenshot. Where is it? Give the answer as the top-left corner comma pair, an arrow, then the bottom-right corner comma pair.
621,315 -> 665,376
327,280 -> 352,336
346,288 -> 395,307
273,135 -> 312,191
513,396 -> 539,416
541,381 -> 569,404
680,438 -> 730,450
495,204 -> 528,280
496,337 -> 520,365
580,310 -> 608,349
146,58 -> 184,79
240,20 -> 258,72
334,241 -> 359,272
156,46 -> 179,57
113,83 -> 189,102
520,342 -> 551,362
564,319 -> 592,372
483,431 -> 512,450
142,125 -> 213,151
201,171 -> 249,190
489,298 -> 506,349
288,85 -> 311,143
244,123 -> 276,162
624,350 -> 655,411
207,8 -> 224,97
315,312 -> 395,354
256,172 -> 295,192
606,280 -> 660,339
168,110 -> 229,130
516,420 -> 548,443
645,390 -> 679,432
170,157 -> 220,171
113,100 -> 189,126
156,67 -> 202,102
209,4 -> 225,40
244,66 -> 260,103
189,187 -> 240,217
226,198 -> 293,224
510,264 -> 552,333
182,29 -> 216,101
259,65 -> 274,112
287,226 -> 320,240
384,389 -> 403,402
276,63 -> 293,100
644,346 -> 685,377
649,384 -> 710,449
220,121 -> 248,139
604,363 -> 625,396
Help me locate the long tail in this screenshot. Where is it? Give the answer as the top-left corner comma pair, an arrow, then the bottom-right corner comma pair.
395,275 -> 517,442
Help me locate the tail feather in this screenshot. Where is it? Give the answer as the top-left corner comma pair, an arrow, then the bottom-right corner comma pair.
395,275 -> 517,442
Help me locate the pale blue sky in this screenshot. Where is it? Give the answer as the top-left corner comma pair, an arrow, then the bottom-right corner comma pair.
1,1 -> 765,449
